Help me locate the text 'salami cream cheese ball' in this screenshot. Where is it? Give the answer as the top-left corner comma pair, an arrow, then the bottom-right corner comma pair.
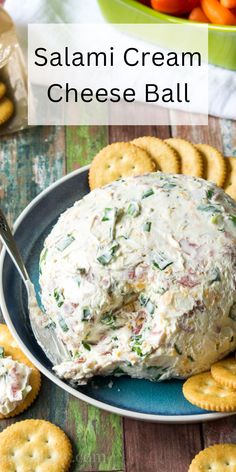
39,173 -> 236,384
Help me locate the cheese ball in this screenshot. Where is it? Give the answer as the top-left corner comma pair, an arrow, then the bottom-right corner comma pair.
39,173 -> 236,384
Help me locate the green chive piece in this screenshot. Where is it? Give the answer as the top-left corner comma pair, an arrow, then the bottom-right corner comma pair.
102,208 -> 114,221
206,189 -> 214,199
53,288 -> 64,308
82,340 -> 91,351
153,252 -> 173,271
143,221 -> 152,232
81,307 -> 92,321
58,317 -> 69,332
142,188 -> 154,199
127,201 -> 141,217
97,241 -> 120,266
197,204 -> 221,213
0,346 -> 4,358
56,234 -> 75,251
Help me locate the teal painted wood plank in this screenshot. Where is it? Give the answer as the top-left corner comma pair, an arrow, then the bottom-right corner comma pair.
0,126 -> 71,445
0,126 -> 65,226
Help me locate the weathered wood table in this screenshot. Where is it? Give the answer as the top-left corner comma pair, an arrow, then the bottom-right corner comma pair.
0,117 -> 236,471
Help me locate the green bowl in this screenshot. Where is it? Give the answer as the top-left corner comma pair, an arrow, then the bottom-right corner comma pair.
98,0 -> 236,70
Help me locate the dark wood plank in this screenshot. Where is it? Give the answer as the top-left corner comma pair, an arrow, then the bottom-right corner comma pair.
124,420 -> 202,472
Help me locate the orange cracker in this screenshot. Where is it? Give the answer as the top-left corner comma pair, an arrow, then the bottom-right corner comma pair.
0,97 -> 14,125
165,138 -> 203,177
132,136 -> 180,173
0,419 -> 73,472
196,143 -> 227,187
211,357 -> 236,390
224,157 -> 236,201
189,444 -> 236,472
89,142 -> 156,190
183,371 -> 236,412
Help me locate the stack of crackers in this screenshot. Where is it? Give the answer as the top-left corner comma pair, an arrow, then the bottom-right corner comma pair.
0,81 -> 14,126
183,357 -> 236,412
0,324 -> 72,472
89,137 -> 235,201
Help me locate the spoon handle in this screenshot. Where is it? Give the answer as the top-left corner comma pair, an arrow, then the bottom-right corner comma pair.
0,209 -> 28,283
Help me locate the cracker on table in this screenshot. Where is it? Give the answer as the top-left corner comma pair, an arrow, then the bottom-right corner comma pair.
196,143 -> 227,188
211,357 -> 236,390
0,82 -> 6,100
165,138 -> 203,178
0,323 -> 18,349
0,419 -> 73,472
0,97 -> 14,125
132,136 -> 180,174
189,444 -> 236,472
183,371 -> 236,412
0,324 -> 41,419
224,157 -> 236,200
89,142 -> 156,190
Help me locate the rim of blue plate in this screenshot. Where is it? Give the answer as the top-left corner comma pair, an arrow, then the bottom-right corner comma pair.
0,165 -> 234,423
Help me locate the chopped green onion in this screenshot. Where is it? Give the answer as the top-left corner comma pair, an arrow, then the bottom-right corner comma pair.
197,204 -> 221,213
153,252 -> 173,271
143,221 -> 152,232
56,235 -> 75,251
0,346 -> 4,358
139,292 -> 149,307
102,208 -> 114,221
58,317 -> 69,332
53,288 -> 64,308
97,241 -> 120,266
127,201 -> 140,217
81,307 -> 92,322
45,320 -> 56,330
206,189 -> 214,199
101,313 -> 116,327
82,340 -> 91,351
174,344 -> 182,355
142,188 -> 154,199
162,182 -> 176,190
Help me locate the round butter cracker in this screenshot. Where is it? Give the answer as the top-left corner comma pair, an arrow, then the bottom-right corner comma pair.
0,97 -> 14,126
165,138 -> 203,177
89,142 -> 156,190
0,419 -> 73,472
189,444 -> 236,472
224,157 -> 236,201
183,372 -> 236,412
196,143 -> 227,188
0,82 -> 6,100
132,136 -> 180,173
211,357 -> 236,390
0,324 -> 41,419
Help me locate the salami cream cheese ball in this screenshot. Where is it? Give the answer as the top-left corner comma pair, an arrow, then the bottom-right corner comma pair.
39,173 -> 236,384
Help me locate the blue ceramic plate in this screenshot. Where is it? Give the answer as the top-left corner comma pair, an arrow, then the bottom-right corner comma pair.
0,167 -> 233,423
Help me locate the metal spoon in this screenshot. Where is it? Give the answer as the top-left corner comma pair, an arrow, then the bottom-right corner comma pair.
0,208 -> 69,365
